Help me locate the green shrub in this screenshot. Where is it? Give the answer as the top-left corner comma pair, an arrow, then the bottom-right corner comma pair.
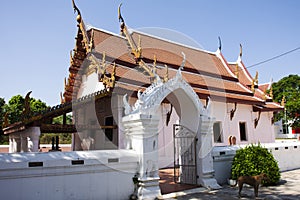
231,144 -> 280,186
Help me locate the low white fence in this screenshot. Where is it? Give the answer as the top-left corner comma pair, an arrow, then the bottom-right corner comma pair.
213,141 -> 300,185
0,150 -> 139,200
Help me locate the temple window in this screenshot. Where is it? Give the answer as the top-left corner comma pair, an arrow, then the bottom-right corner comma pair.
213,121 -> 223,143
239,122 -> 247,141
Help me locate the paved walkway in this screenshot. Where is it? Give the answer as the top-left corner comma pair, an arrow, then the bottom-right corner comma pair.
159,169 -> 300,200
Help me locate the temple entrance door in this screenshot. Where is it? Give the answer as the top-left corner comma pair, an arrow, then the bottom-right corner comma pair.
173,124 -> 197,185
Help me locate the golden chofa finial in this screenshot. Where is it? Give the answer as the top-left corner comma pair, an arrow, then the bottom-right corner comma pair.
118,3 -> 124,23
239,43 -> 243,58
118,3 -> 125,34
218,36 -> 222,51
72,0 -> 81,23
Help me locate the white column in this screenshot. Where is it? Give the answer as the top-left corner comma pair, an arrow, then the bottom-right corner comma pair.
26,127 -> 41,152
113,94 -> 126,149
122,113 -> 161,200
197,115 -> 221,189
20,133 -> 28,152
9,134 -> 20,153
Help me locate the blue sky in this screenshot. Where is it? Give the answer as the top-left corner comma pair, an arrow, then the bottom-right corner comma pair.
0,0 -> 299,106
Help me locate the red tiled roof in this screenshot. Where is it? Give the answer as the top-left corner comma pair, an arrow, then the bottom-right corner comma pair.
63,26 -> 282,111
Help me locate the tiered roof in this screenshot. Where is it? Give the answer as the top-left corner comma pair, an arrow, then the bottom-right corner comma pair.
2,2 -> 283,135
62,5 -> 282,112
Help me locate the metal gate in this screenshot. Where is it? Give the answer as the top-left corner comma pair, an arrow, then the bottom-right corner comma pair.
173,124 -> 197,185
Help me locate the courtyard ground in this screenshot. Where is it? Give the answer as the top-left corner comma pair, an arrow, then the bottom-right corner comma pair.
159,169 -> 300,200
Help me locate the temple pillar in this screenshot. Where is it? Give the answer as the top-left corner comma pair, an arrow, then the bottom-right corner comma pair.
122,113 -> 161,200
8,127 -> 41,153
197,115 -> 221,189
20,134 -> 28,152
26,127 -> 41,152
114,95 -> 126,149
9,134 -> 21,153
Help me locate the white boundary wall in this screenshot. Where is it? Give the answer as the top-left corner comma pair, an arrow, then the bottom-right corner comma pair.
0,150 -> 138,200
213,141 -> 300,185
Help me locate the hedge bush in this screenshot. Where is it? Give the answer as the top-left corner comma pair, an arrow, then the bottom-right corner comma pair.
231,144 -> 280,186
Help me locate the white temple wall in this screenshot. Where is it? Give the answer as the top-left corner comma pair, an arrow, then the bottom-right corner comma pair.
157,103 -> 179,168
211,102 -> 275,146
0,150 -> 138,200
154,101 -> 276,169
77,73 -> 105,98
251,111 -> 276,143
213,142 -> 300,184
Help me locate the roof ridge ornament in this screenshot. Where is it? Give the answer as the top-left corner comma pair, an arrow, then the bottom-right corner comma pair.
218,36 -> 222,51
117,3 -> 155,80
239,43 -> 243,58
237,43 -> 243,62
251,71 -> 258,93
176,52 -> 186,78
23,91 -> 32,119
269,78 -> 273,99
72,0 -> 92,53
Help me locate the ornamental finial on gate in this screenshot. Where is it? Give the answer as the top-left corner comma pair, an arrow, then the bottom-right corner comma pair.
176,52 -> 186,78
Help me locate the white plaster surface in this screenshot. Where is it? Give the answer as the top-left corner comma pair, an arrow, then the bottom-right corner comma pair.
0,150 -> 139,200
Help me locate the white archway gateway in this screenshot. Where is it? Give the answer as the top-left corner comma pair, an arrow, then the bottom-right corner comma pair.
122,65 -> 221,199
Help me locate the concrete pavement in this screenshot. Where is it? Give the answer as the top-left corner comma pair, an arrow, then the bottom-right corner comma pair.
160,169 -> 300,200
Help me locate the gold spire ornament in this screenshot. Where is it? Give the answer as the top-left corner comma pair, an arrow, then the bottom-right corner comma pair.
239,44 -> 243,58
117,3 -> 154,79
269,85 -> 273,99
72,0 -> 92,53
218,36 -> 222,51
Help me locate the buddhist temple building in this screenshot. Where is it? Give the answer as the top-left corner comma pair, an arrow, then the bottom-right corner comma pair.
2,1 -> 283,155
1,2 -> 284,198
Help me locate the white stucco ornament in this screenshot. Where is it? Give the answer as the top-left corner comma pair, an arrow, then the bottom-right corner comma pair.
123,52 -> 209,116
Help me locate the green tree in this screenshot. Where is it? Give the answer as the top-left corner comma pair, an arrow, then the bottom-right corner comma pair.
1,94 -> 49,144
5,94 -> 49,124
0,97 -> 8,144
271,74 -> 300,128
